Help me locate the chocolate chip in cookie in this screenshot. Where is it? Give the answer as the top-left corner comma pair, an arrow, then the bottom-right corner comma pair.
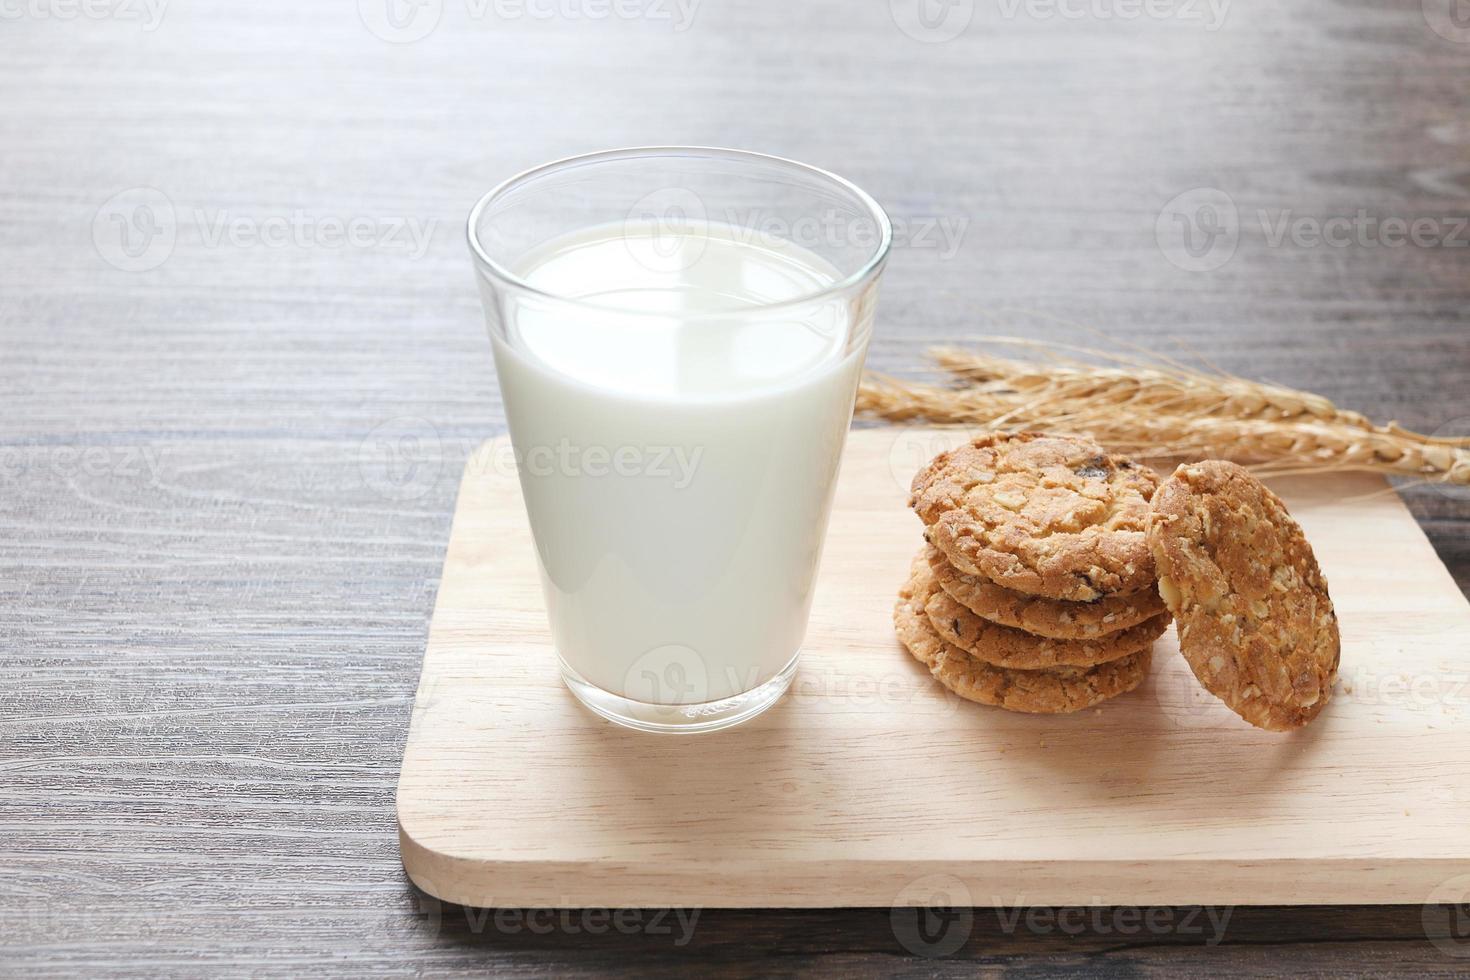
910,432 -> 1160,601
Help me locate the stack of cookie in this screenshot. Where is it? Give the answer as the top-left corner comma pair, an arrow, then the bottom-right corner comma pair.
895,432 -> 1173,714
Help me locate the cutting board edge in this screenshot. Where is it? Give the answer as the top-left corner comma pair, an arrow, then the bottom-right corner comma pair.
399,822 -> 1470,908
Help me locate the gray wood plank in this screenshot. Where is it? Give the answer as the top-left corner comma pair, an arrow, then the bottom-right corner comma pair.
2,0 -> 1468,974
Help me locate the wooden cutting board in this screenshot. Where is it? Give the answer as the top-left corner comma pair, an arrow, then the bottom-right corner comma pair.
397,428 -> 1470,908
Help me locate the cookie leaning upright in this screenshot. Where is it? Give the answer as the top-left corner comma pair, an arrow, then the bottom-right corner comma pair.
1147,461 -> 1340,731
909,432 -> 1160,601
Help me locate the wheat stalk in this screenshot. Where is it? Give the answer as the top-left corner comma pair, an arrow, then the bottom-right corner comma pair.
930,338 -> 1378,429
855,340 -> 1470,486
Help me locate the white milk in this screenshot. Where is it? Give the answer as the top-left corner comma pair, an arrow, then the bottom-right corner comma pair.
490,220 -> 869,704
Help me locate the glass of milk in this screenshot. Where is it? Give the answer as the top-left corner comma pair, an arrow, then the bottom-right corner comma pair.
467,147 -> 891,733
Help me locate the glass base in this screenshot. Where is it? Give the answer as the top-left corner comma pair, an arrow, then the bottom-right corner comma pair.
559,652 -> 799,734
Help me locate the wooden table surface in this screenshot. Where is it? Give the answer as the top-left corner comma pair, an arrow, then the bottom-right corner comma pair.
3,0 -> 1468,975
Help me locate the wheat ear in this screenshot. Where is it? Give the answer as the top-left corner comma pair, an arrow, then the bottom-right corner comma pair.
854,341 -> 1470,486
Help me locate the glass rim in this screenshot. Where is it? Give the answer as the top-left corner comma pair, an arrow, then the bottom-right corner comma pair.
465,145 -> 893,319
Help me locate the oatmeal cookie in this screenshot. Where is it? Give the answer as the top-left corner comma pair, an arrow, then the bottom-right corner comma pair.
929,644 -> 1152,715
894,562 -> 1153,713
910,432 -> 1160,601
926,543 -> 1167,639
895,553 -> 943,669
1147,460 -> 1340,731
925,572 -> 1171,669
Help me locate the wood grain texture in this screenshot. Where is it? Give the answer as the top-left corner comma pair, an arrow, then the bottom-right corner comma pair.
2,0 -> 1468,974
400,430 -> 1470,908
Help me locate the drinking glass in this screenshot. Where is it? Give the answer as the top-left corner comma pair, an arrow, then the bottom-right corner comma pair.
468,147 -> 891,733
